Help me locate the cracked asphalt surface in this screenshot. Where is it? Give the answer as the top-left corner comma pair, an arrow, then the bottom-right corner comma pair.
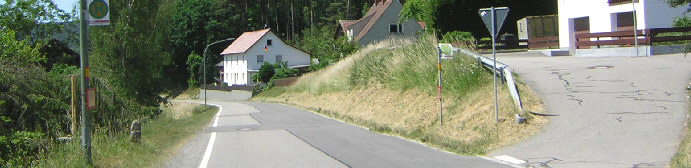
489,52 -> 691,168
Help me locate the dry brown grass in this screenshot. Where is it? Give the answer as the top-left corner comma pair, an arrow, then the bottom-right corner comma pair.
257,81 -> 546,154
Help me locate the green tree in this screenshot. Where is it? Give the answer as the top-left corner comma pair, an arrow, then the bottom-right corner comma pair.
258,62 -> 275,84
668,0 -> 691,9
186,53 -> 203,87
0,0 -> 72,43
89,0 -> 171,106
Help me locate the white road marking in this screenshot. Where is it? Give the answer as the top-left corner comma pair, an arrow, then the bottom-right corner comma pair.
199,104 -> 222,168
493,155 -> 527,165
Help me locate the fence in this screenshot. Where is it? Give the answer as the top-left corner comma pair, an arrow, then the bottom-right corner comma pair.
201,84 -> 254,91
476,37 -> 559,50
273,77 -> 299,87
575,27 -> 691,49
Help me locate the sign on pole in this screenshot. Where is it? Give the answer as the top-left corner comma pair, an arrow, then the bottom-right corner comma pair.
88,0 -> 110,26
438,43 -> 454,59
86,88 -> 96,110
478,7 -> 509,123
479,7 -> 509,36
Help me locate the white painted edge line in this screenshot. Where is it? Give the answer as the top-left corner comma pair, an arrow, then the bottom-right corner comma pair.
199,104 -> 222,168
478,155 -> 525,168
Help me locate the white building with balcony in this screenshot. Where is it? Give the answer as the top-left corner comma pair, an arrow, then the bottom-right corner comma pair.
558,0 -> 687,50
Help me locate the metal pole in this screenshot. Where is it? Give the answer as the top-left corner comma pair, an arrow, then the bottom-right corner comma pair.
632,0 -> 638,57
437,47 -> 443,125
492,7 -> 499,124
78,0 -> 92,164
203,38 -> 236,106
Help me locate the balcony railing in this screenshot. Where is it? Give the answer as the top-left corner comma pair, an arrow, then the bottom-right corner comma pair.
608,0 -> 639,6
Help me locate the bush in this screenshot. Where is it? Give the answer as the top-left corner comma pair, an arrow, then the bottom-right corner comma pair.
186,53 -> 203,87
673,16 -> 691,27
258,62 -> 275,84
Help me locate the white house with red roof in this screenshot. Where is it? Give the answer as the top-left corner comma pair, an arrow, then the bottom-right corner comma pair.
220,29 -> 310,85
338,0 -> 425,47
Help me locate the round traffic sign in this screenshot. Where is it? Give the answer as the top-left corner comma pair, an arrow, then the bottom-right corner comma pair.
440,44 -> 453,56
89,0 -> 109,19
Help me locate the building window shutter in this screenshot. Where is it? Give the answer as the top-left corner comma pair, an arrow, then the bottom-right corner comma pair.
257,55 -> 264,62
276,55 -> 282,62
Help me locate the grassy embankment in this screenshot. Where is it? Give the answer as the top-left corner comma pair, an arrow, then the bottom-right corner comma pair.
671,89 -> 691,168
37,101 -> 217,167
254,36 -> 547,155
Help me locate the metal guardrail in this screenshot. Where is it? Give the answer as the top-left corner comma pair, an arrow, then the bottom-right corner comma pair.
457,48 -> 524,113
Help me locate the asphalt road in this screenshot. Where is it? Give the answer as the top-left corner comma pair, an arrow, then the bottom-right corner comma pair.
167,101 -> 507,168
489,52 -> 691,168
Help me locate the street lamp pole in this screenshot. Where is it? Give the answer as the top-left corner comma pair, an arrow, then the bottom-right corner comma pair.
203,38 -> 235,105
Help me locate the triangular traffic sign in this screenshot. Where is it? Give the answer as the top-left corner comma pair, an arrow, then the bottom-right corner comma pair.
478,7 -> 509,36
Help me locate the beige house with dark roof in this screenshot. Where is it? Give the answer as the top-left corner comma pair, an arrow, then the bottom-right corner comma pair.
338,0 -> 425,47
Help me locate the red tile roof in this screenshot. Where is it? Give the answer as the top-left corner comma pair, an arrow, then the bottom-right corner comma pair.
221,29 -> 271,55
338,20 -> 356,33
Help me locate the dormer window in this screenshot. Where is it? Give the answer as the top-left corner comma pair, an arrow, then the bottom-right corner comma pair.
389,24 -> 403,33
267,39 -> 273,46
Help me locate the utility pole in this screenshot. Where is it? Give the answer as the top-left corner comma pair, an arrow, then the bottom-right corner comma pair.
632,0 -> 639,57
78,0 -> 92,164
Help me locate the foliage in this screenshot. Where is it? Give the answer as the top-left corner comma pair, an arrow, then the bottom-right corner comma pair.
668,0 -> 691,11
400,0 -> 439,32
0,131 -> 45,167
296,26 -> 358,70
441,31 -> 475,43
258,62 -> 275,84
272,62 -> 299,80
674,16 -> 691,27
348,36 -> 487,96
186,53 -> 203,87
0,30 -> 44,64
89,0 -> 172,107
0,58 -> 71,167
0,0 -> 72,42
36,105 -> 218,167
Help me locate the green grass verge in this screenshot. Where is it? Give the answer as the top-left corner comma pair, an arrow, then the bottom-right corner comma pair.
36,105 -> 218,167
671,91 -> 691,168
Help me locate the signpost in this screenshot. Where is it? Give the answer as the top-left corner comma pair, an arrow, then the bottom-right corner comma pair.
439,43 -> 454,59
436,46 -> 443,125
88,0 -> 110,26
80,0 -> 109,164
479,7 -> 509,123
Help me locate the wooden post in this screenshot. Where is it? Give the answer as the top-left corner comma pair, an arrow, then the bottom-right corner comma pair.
70,74 -> 78,136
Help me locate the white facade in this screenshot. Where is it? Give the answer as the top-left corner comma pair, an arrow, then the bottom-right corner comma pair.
221,31 -> 310,85
558,0 -> 687,49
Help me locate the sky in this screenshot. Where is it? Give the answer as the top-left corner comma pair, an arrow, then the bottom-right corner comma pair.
0,0 -> 78,12
53,0 -> 78,12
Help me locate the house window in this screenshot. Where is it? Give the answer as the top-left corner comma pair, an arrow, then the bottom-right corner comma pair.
615,12 -> 634,31
276,55 -> 282,62
389,24 -> 403,33
267,39 -> 272,46
257,55 -> 264,63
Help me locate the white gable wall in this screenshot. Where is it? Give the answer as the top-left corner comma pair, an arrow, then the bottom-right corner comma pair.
222,31 -> 310,86
557,0 -> 686,49
358,0 -> 424,47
